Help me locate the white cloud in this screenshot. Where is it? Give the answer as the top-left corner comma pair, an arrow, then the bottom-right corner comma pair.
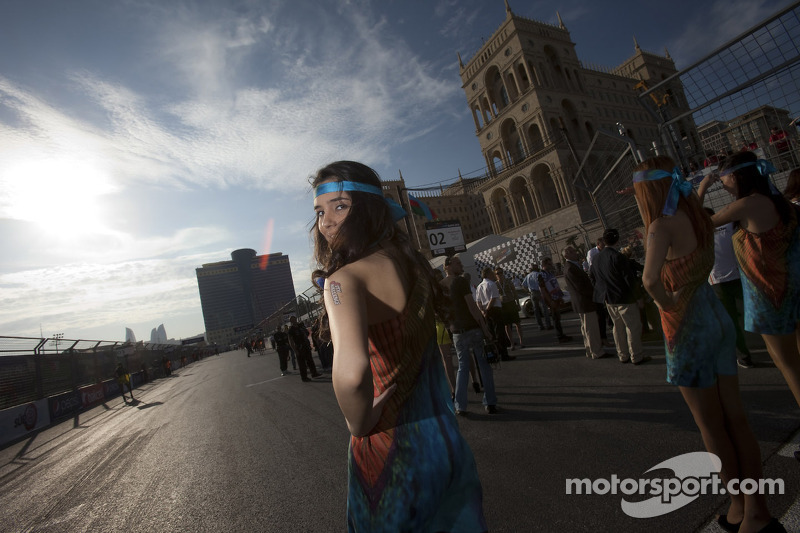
1,1 -> 463,202
0,0 -> 475,340
0,252 -> 221,337
667,0 -> 782,66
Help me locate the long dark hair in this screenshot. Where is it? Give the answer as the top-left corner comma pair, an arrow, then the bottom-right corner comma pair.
718,151 -> 793,225
785,168 -> 800,202
310,161 -> 447,334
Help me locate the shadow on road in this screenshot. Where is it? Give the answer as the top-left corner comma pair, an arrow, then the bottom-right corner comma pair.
136,401 -> 164,410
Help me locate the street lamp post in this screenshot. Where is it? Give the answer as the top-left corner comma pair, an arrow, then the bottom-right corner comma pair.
52,333 -> 64,354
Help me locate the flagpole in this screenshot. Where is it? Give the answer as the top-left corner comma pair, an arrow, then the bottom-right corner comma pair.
405,189 -> 424,252
398,169 -> 424,253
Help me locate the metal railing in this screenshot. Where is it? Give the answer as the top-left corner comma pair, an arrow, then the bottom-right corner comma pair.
0,336 -> 215,411
638,1 -> 800,177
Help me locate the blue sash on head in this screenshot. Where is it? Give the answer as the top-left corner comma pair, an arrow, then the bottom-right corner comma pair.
314,180 -> 407,221
631,167 -> 692,216
720,159 -> 781,195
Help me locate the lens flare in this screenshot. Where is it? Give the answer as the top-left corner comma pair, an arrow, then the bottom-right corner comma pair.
259,219 -> 274,270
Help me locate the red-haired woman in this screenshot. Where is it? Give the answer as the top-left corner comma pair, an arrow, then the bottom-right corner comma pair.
634,156 -> 783,533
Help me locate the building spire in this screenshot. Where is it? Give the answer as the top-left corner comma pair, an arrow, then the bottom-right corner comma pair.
633,35 -> 641,51
458,51 -> 464,69
504,0 -> 513,16
664,46 -> 671,59
556,11 -> 566,30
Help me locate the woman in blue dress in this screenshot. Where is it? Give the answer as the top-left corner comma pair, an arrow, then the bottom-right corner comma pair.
311,161 -> 487,532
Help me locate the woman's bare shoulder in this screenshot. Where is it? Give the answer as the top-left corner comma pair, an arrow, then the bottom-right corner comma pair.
330,250 -> 394,283
325,262 -> 364,289
650,213 -> 687,233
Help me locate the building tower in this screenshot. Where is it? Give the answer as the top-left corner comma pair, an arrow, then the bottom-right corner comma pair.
196,249 -> 295,346
458,2 -> 697,245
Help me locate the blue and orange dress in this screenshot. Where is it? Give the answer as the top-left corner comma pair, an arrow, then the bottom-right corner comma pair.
659,240 -> 737,387
346,275 -> 486,532
732,207 -> 800,335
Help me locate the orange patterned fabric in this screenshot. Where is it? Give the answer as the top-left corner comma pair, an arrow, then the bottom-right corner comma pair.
349,276 -> 434,487
345,273 -> 486,531
732,211 -> 796,311
659,241 -> 715,352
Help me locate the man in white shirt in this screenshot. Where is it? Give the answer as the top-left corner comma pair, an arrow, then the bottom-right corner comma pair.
585,237 -> 605,270
586,236 -> 613,348
475,267 -> 513,361
522,264 -> 551,330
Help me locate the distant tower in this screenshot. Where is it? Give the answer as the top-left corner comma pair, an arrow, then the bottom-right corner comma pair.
195,249 -> 296,346
125,327 -> 136,343
157,324 -> 167,344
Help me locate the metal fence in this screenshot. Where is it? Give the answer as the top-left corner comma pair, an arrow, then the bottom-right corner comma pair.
572,128 -> 646,260
569,2 -> 800,253
254,285 -> 324,339
0,336 -> 216,411
639,0 -> 800,205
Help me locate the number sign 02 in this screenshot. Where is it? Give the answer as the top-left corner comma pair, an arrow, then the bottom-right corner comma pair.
424,220 -> 466,257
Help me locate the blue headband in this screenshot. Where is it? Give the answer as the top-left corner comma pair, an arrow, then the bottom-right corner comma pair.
720,160 -> 781,195
631,166 -> 692,216
314,180 -> 407,221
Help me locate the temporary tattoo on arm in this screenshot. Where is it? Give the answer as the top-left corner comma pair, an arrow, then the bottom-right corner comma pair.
330,281 -> 343,305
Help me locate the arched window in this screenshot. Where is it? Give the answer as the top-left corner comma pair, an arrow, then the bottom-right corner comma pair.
531,164 -> 561,215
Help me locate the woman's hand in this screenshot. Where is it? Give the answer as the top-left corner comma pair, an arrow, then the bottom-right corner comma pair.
701,171 -> 719,187
367,383 -> 397,430
697,171 -> 719,203
655,288 -> 683,311
374,383 -> 397,406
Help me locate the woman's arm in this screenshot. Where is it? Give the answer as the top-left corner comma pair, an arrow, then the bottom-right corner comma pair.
710,198 -> 748,228
325,269 -> 395,437
697,172 -> 718,205
641,218 -> 675,310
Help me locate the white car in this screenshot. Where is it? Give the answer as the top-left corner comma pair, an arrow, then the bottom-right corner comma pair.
517,288 -> 571,318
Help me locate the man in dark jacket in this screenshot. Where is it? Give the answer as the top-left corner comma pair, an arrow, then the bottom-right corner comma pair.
273,325 -> 291,375
589,229 -> 650,365
563,246 -> 607,359
287,316 -> 323,381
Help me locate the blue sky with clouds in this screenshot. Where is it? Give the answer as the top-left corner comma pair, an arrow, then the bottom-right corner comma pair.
0,0 -> 790,342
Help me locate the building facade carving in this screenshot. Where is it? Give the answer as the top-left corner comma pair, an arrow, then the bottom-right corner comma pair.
453,3 -> 697,250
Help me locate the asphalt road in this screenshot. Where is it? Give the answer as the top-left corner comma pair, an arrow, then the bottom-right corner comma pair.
1,315 -> 798,532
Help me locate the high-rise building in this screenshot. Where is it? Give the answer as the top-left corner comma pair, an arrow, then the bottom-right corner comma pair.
196,249 -> 295,345
150,324 -> 168,344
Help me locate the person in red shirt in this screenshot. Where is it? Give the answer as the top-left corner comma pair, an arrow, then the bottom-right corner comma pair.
769,126 -> 790,152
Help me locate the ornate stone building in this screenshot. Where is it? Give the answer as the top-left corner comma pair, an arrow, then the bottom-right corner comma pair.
455,1 -> 698,249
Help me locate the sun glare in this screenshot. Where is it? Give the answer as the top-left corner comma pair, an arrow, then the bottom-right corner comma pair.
2,158 -> 117,238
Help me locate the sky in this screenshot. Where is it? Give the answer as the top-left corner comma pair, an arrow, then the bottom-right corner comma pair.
0,0 -> 792,343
